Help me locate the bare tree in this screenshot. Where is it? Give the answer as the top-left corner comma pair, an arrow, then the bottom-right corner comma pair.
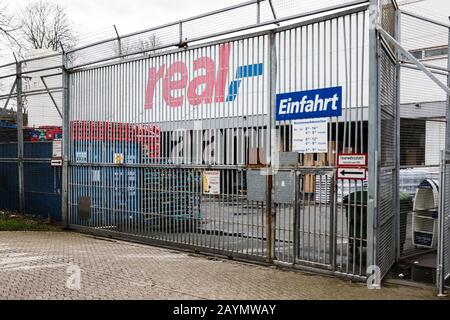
19,0 -> 77,52
0,1 -> 19,47
120,33 -> 162,57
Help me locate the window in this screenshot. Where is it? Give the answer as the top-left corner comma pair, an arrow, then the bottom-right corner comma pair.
424,47 -> 448,59
410,50 -> 423,60
409,46 -> 448,61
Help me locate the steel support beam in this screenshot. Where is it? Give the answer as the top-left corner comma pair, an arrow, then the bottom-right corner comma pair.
367,0 -> 380,275
377,24 -> 450,96
437,23 -> 450,296
40,76 -> 63,119
2,79 -> 16,110
266,31 -> 277,262
395,8 -> 402,261
16,62 -> 24,213
61,53 -> 70,229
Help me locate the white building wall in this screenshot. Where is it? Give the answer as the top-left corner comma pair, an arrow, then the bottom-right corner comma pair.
23,49 -> 63,128
425,120 -> 446,166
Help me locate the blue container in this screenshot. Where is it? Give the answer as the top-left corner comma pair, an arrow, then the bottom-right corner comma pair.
0,142 -> 17,158
71,141 -> 141,227
0,142 -> 61,220
0,161 -> 19,212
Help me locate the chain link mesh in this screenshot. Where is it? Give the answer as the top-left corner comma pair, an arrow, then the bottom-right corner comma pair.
64,0 -> 367,68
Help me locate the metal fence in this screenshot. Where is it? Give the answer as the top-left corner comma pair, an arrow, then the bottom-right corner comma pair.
62,1 -> 374,280
0,142 -> 62,221
0,47 -> 63,220
0,0 -> 415,283
64,0 -> 366,69
393,8 -> 450,293
0,143 -> 19,212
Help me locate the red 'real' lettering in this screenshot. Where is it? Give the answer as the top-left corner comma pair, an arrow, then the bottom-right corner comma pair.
144,64 -> 165,109
144,43 -> 231,110
188,57 -> 215,106
163,62 -> 188,108
215,43 -> 230,103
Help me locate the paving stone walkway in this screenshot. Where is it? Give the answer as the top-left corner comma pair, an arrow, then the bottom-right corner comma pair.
0,231 -> 441,300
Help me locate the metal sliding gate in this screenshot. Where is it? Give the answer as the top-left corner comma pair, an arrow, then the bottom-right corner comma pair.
365,0 -> 400,281
65,3 -> 374,279
272,7 -> 370,278
438,23 -> 450,295
9,0 -> 450,287
67,34 -> 272,261
0,0 -> 413,282
439,148 -> 450,293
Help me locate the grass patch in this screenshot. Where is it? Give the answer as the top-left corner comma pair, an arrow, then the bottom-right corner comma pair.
0,211 -> 62,232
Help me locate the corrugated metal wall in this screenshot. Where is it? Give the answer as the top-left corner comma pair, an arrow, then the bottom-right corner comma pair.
0,143 -> 19,212
0,142 -> 62,221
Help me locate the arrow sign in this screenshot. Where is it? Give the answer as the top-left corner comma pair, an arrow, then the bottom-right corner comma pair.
51,158 -> 63,167
340,170 -> 364,176
337,168 -> 366,180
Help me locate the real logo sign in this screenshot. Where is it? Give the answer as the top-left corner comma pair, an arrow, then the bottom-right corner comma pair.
144,43 -> 263,110
276,86 -> 343,121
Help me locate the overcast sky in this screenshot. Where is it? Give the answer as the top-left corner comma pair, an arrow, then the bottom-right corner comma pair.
2,0 -> 449,43
0,0 -> 448,62
4,0 -> 244,44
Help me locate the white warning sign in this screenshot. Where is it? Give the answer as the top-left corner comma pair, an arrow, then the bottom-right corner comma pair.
337,153 -> 367,167
52,139 -> 62,158
292,118 -> 328,154
203,170 -> 221,195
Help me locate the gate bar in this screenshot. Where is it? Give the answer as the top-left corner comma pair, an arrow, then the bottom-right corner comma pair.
61,52 -> 70,229
16,62 -> 24,214
2,79 -> 16,110
438,150 -> 446,296
40,76 -> 63,119
400,10 -> 450,29
367,0 -> 379,273
440,25 -> 450,295
401,64 -> 449,76
401,61 -> 450,74
395,8 -> 402,261
68,0 -> 370,71
376,25 -> 450,96
66,0 -> 266,54
266,31 -> 277,262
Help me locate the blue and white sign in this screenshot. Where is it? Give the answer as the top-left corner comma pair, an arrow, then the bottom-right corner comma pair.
276,86 -> 342,121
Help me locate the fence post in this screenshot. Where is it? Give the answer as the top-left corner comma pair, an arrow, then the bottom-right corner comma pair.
446,24 -> 450,159
438,23 -> 450,296
61,53 -> 70,229
367,0 -> 380,272
438,150 -> 446,295
265,30 -> 277,262
16,61 -> 24,214
394,6 -> 401,262
179,21 -> 183,45
256,0 -> 261,24
113,25 -> 122,57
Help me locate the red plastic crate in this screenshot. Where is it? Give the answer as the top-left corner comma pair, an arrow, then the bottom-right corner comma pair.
71,121 -> 160,159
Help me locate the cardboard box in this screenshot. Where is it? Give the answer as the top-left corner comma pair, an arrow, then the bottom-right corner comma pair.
248,148 -> 267,167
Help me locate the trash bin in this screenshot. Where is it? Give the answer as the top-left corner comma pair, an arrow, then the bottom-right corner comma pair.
343,191 -> 368,260
412,179 -> 439,248
343,191 -> 413,258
